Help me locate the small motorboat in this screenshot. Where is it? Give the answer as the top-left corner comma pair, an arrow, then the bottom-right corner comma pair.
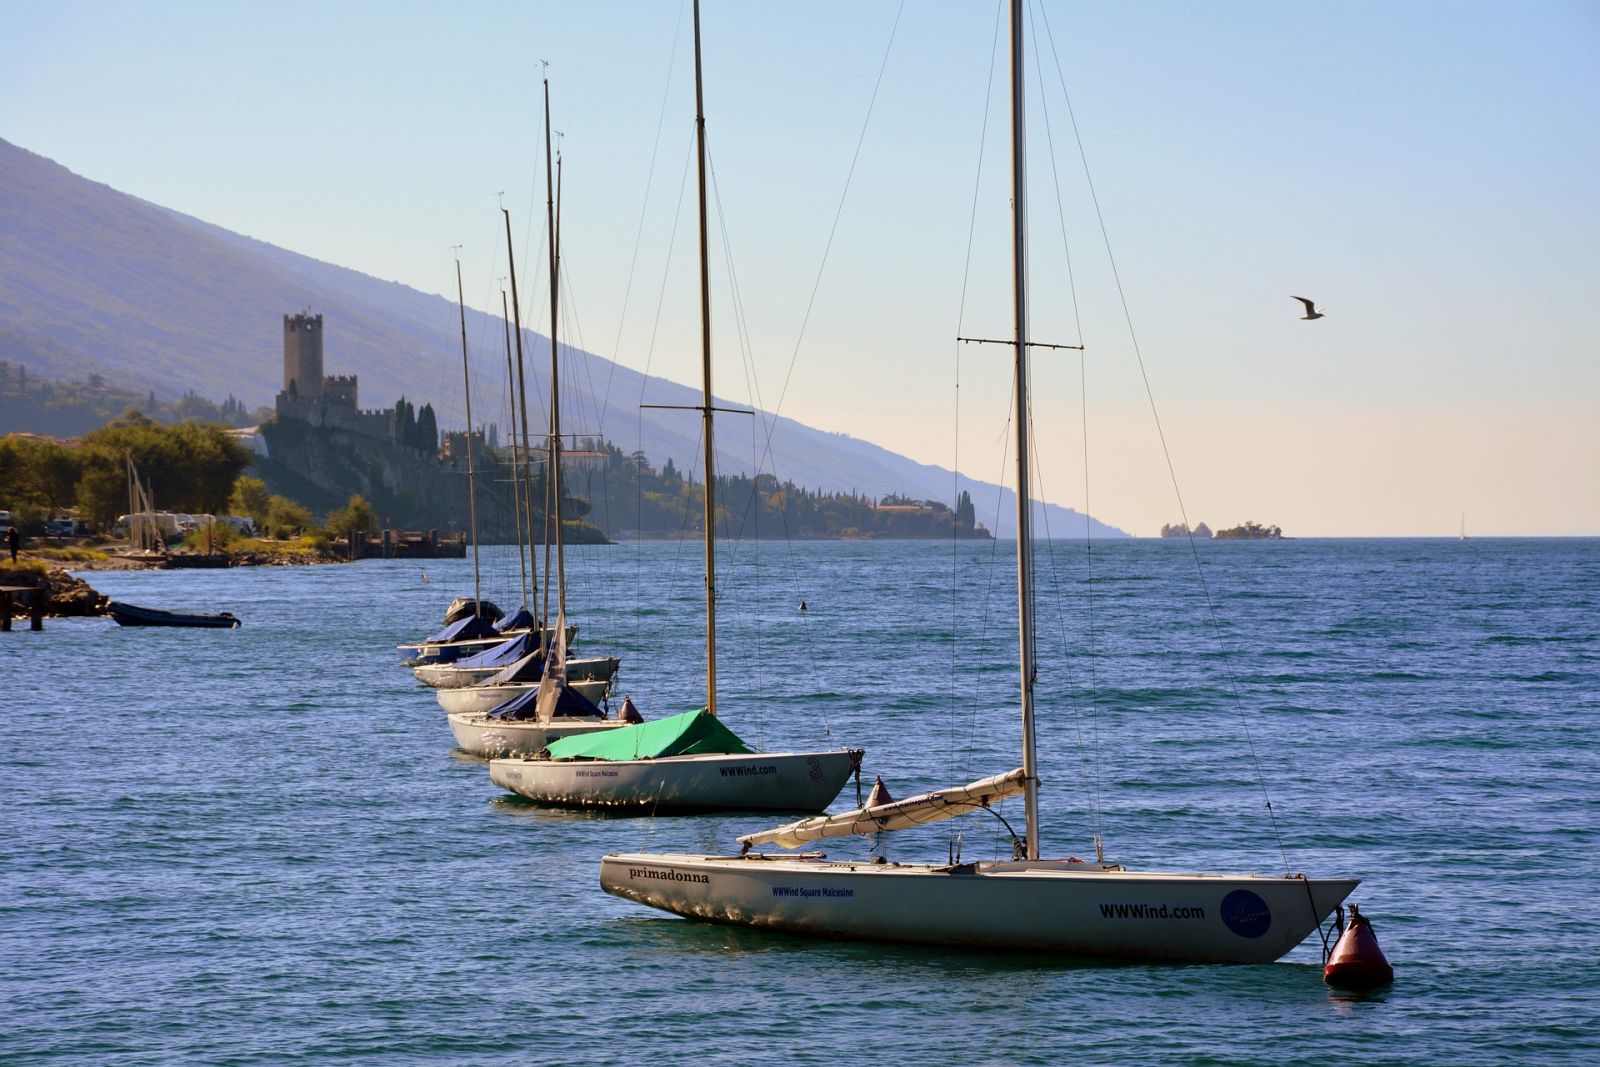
109,601 -> 241,628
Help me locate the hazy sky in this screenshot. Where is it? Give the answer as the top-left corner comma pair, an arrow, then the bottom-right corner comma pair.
4,1 -> 1596,535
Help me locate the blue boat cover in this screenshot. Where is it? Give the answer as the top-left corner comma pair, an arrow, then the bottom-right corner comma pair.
421,613 -> 499,645
453,630 -> 539,669
486,682 -> 605,721
485,651 -> 546,685
494,606 -> 536,633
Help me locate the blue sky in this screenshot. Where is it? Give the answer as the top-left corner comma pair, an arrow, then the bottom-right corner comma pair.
3,1 -> 1596,534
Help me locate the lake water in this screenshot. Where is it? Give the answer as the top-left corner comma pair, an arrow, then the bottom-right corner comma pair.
3,538 -> 1597,1064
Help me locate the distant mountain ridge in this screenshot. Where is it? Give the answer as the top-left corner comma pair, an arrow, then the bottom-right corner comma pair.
0,136 -> 1126,538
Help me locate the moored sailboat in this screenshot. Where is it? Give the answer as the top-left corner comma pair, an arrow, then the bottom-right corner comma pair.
596,0 -> 1357,961
448,678 -> 632,759
396,254 -> 537,668
487,20 -> 861,812
413,628 -> 604,689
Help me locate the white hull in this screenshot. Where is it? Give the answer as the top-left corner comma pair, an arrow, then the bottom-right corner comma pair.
398,624 -> 577,667
415,655 -> 619,690
396,629 -> 526,659
447,714 -> 633,759
488,750 -> 860,812
434,677 -> 612,715
397,623 -> 574,653
599,852 -> 1357,964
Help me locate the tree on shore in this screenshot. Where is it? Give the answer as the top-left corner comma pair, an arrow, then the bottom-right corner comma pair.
228,476 -> 272,527
72,418 -> 251,525
264,497 -> 313,540
0,436 -> 81,524
324,494 -> 378,537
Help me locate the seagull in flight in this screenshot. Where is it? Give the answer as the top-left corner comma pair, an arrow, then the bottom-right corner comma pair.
1292,295 -> 1326,320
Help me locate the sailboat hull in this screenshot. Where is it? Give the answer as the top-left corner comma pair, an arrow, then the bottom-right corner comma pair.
435,677 -> 612,715
447,712 -> 632,758
598,853 -> 1357,964
396,625 -> 574,667
488,750 -> 861,813
415,654 -> 618,690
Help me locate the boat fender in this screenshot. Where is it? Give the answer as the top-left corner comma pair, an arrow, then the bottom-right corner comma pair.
1323,903 -> 1394,989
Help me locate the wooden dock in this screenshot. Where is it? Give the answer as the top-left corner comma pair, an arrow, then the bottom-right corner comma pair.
338,530 -> 468,561
0,584 -> 48,631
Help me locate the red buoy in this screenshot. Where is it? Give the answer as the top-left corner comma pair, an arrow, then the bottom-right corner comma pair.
1324,904 -> 1394,989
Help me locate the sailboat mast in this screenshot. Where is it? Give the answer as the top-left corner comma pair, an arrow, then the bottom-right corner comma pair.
1010,0 -> 1040,861
503,208 -> 542,619
126,455 -> 136,549
454,254 -> 483,614
541,75 -> 567,634
692,0 -> 718,717
502,288 -> 529,604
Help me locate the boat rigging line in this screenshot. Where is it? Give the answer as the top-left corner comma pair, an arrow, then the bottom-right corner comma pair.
500,286 -> 530,605
502,206 -> 543,619
950,0 -> 1006,827
452,248 -> 483,616
1033,0 -> 1291,873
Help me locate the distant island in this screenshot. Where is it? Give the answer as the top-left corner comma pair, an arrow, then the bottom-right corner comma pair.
1215,521 -> 1283,540
1160,520 -> 1283,540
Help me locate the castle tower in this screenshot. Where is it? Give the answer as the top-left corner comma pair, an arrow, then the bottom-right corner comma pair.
283,312 -> 324,400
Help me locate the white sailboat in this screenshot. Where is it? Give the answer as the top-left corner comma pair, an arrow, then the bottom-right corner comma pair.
487,19 -> 862,811
444,74 -> 639,761
413,636 -> 610,689
396,254 -> 536,669
596,0 -> 1357,961
435,656 -> 615,713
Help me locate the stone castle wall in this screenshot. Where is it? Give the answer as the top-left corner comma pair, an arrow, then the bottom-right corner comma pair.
322,374 -> 358,407
274,398 -> 393,439
275,312 -> 393,442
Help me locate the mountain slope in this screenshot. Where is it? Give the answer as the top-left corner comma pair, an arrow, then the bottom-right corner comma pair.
0,137 -> 1125,538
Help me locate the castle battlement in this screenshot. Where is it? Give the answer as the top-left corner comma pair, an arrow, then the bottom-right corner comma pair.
275,311 -> 373,430
272,312 -> 441,452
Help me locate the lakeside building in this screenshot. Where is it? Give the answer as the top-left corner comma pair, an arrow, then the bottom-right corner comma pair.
273,312 -> 397,440
272,311 -> 438,454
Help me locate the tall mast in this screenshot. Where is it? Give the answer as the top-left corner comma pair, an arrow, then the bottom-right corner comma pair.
502,287 -> 529,605
542,74 -> 568,634
1010,0 -> 1040,861
502,207 -> 541,621
454,253 -> 482,614
692,0 -> 718,716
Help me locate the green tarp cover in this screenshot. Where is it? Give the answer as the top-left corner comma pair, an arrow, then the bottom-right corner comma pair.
543,709 -> 752,761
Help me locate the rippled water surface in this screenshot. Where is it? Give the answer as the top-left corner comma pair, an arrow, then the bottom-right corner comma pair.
3,538 -> 1597,1064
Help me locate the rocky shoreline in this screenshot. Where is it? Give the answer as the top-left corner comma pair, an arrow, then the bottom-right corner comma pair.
0,566 -> 109,618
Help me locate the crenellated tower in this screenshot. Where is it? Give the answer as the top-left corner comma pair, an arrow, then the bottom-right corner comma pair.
283,312 -> 324,400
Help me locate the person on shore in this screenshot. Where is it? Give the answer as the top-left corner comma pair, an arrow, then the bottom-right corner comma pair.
5,526 -> 18,563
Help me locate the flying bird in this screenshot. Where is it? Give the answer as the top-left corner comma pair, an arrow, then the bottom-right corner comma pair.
1292,295 -> 1326,320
